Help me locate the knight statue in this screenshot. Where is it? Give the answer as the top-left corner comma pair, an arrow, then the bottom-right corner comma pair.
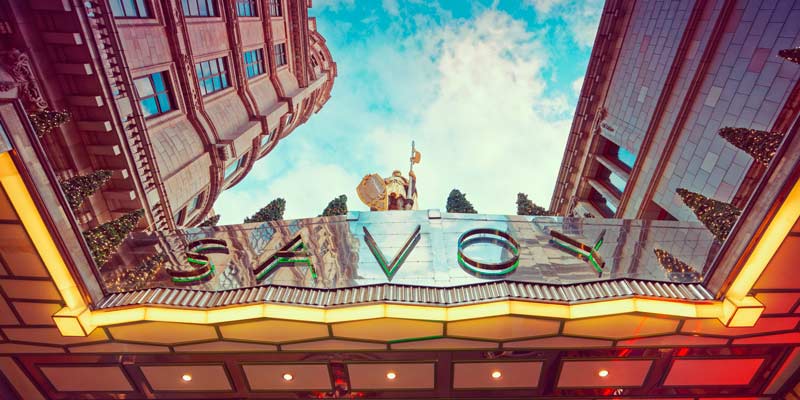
357,142 -> 421,211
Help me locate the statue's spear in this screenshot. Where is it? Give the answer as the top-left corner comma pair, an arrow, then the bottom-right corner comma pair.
407,141 -> 421,200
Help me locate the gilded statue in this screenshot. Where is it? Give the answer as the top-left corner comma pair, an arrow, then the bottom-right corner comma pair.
357,142 -> 421,211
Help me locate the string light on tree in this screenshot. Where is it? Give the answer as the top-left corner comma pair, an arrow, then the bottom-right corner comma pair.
654,248 -> 703,283
778,47 -> 800,64
83,209 -> 145,267
718,127 -> 784,166
107,252 -> 167,291
28,109 -> 71,137
676,188 -> 740,243
60,170 -> 112,211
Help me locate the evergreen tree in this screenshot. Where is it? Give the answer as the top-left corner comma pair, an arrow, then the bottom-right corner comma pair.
198,214 -> 221,227
516,192 -> 549,216
107,253 -> 166,292
446,189 -> 477,214
719,127 -> 784,166
28,109 -> 71,137
676,188 -> 740,242
778,47 -> 800,64
60,170 -> 112,211
83,209 -> 145,267
654,248 -> 703,283
244,198 -> 285,223
321,194 -> 348,217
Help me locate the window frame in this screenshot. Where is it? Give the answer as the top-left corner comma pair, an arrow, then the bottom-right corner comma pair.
195,57 -> 230,96
110,0 -> 150,18
261,128 -> 277,148
189,192 -> 204,213
274,43 -> 288,68
173,207 -> 187,225
588,187 -> 616,217
181,0 -> 217,17
134,71 -> 175,119
236,0 -> 258,17
616,146 -> 636,171
243,49 -> 266,79
223,155 -> 248,181
268,0 -> 282,17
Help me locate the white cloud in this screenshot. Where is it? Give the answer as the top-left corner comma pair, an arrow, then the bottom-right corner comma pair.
571,76 -> 584,96
524,0 -> 602,48
382,0 -> 399,16
525,0 -> 566,15
216,8 -> 582,224
359,11 -> 572,214
215,142 -> 363,222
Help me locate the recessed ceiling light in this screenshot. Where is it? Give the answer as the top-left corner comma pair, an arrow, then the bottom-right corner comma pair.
282,373 -> 294,381
491,370 -> 502,379
598,369 -> 609,377
181,374 -> 192,382
386,371 -> 397,380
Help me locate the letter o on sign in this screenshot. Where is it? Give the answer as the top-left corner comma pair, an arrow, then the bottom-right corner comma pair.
457,228 -> 520,277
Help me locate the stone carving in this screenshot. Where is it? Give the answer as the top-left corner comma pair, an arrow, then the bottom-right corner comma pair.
1,49 -> 48,111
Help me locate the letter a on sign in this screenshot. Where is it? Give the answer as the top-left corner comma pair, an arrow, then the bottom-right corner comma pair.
363,225 -> 421,281
254,233 -> 317,281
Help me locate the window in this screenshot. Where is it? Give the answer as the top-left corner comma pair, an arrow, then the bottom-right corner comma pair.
173,208 -> 186,225
261,128 -> 276,147
189,192 -> 204,212
236,0 -> 257,16
274,43 -> 287,67
224,155 -> 248,180
134,72 -> 173,118
110,0 -> 149,17
608,171 -> 627,194
617,146 -> 636,169
285,113 -> 293,125
243,49 -> 265,78
269,0 -> 282,17
182,0 -> 216,17
195,57 -> 229,96
589,188 -> 615,217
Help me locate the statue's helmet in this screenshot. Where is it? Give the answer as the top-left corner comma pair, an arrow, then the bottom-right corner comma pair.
392,170 -> 402,177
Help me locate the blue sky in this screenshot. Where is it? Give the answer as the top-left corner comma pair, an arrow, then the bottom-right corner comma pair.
216,0 -> 603,223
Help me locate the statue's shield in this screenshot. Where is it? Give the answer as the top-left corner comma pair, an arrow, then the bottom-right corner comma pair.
357,174 -> 387,210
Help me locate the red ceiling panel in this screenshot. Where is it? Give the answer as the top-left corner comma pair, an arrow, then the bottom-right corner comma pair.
664,359 -> 764,386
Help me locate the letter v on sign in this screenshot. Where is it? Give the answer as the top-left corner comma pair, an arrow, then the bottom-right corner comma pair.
363,225 -> 422,281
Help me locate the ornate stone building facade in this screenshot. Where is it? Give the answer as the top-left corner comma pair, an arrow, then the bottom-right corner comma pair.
550,0 -> 799,220
0,0 -> 336,231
